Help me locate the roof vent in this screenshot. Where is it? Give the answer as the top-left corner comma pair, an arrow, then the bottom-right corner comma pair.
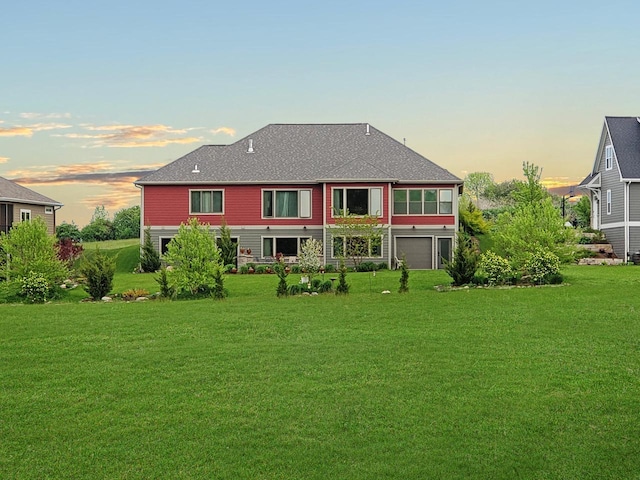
365,124 -> 370,136
192,164 -> 200,173
247,139 -> 254,153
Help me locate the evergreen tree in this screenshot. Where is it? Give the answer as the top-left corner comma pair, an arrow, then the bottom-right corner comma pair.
140,227 -> 161,272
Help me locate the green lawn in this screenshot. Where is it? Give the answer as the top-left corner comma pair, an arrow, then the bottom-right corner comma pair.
2,266 -> 640,479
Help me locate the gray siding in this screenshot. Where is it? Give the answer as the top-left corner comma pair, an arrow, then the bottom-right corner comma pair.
599,133 -> 625,225
630,226 -> 640,256
602,226 -> 625,259
323,226 -> 391,268
629,184 -> 640,222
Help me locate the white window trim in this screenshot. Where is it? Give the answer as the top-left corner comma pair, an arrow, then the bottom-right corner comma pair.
392,188 -> 454,216
20,209 -> 31,222
261,189 -> 312,219
44,206 -> 54,214
605,145 -> 613,171
189,189 -> 224,215
606,189 -> 612,215
331,187 -> 383,218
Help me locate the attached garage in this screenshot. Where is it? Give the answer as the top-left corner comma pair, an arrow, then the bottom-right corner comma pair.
395,237 -> 433,269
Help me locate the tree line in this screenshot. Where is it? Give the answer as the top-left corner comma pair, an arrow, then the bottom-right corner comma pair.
56,205 -> 141,242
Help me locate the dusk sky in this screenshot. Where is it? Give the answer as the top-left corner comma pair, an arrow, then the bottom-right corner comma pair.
2,0 -> 639,226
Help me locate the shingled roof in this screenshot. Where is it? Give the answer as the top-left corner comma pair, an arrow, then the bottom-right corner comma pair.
0,176 -> 62,206
135,123 -> 461,185
605,117 -> 640,179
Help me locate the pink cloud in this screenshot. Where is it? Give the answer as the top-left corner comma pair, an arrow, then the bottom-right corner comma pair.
57,124 -> 202,148
0,156 -> 9,164
211,126 -> 236,136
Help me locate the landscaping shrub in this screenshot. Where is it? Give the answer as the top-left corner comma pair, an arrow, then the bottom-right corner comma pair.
288,284 -> 303,295
357,261 -> 378,272
21,271 -> 50,303
318,280 -> 332,293
377,262 -> 388,270
122,288 -> 150,301
79,248 -> 116,300
445,232 -> 480,286
523,247 -> 561,284
256,265 -> 267,274
335,258 -> 350,295
398,254 -> 409,293
163,218 -> 225,297
323,264 -> 336,273
140,226 -> 161,273
155,266 -> 176,300
56,238 -> 84,268
274,259 -> 289,297
479,251 -> 514,286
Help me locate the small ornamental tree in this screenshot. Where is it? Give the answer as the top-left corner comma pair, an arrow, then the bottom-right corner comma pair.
79,248 -> 116,300
398,254 -> 409,293
163,217 -> 225,297
335,258 -> 350,295
274,258 -> 289,297
217,217 -> 237,267
331,213 -> 382,269
56,238 -> 84,269
298,238 -> 323,283
0,217 -> 68,293
140,227 -> 161,273
445,232 -> 480,286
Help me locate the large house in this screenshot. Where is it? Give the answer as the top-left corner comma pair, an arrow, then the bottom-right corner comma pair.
135,123 -> 462,269
0,176 -> 63,236
579,116 -> 640,260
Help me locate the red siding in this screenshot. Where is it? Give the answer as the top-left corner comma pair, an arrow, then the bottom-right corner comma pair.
143,184 -> 323,226
392,215 -> 456,226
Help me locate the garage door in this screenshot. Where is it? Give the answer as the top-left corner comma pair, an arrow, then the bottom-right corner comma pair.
396,237 -> 432,269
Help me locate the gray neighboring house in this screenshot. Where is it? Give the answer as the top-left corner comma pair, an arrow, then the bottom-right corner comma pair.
0,176 -> 63,236
135,123 -> 462,269
579,116 -> 640,260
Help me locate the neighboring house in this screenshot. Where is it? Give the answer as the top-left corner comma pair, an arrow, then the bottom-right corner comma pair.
579,116 -> 640,260
135,123 -> 462,269
0,176 -> 63,236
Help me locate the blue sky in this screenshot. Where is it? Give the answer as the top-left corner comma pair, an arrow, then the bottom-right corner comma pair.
2,0 -> 639,225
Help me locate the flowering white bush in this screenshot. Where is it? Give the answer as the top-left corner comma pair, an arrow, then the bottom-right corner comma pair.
523,247 -> 561,284
479,251 -> 514,285
298,238 -> 323,280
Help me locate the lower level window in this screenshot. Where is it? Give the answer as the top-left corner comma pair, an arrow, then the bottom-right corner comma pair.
332,235 -> 382,258
263,237 -> 312,257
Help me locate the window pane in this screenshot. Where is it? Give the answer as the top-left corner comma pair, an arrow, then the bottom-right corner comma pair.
332,236 -> 344,257
333,189 -> 344,215
369,188 -> 382,216
191,191 -> 201,213
347,189 -> 368,215
439,189 -> 453,214
394,190 -> 407,215
371,236 -> 382,257
212,191 -> 223,213
263,191 -> 273,217
424,189 -> 437,214
275,191 -> 298,217
263,237 -> 274,257
300,190 -> 311,218
276,237 -> 298,255
409,189 -> 422,214
201,191 -> 212,212
393,192 -> 406,214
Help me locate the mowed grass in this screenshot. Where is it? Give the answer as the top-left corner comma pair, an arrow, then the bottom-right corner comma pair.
2,266 -> 640,479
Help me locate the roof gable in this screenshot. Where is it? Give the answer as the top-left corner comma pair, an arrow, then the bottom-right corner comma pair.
0,176 -> 62,206
605,117 -> 640,179
136,123 -> 461,185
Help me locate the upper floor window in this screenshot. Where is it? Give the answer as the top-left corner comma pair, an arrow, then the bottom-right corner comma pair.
45,206 -> 54,214
263,189 -> 311,218
20,209 -> 31,222
332,187 -> 382,216
190,190 -> 223,214
605,145 -> 613,171
393,188 -> 453,215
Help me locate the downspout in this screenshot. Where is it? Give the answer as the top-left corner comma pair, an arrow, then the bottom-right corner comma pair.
322,183 -> 327,266
135,184 -> 144,248
625,181 -> 630,261
388,182 -> 392,269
